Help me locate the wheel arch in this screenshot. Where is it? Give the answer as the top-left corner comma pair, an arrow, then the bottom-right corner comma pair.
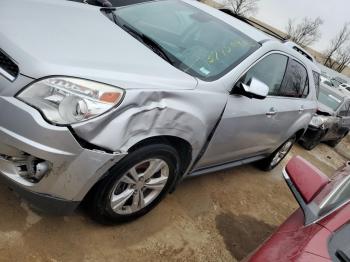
128,135 -> 193,177
82,135 -> 193,207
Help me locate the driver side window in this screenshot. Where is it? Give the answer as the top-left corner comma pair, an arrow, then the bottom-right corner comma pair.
241,54 -> 288,96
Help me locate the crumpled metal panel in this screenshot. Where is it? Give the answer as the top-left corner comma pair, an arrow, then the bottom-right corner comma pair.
72,88 -> 227,163
0,97 -> 128,201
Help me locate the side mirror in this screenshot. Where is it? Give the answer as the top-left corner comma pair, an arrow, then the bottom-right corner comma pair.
231,77 -> 269,99
285,156 -> 330,204
284,156 -> 330,225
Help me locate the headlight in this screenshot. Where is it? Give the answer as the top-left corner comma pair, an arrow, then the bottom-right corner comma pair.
309,115 -> 328,128
17,77 -> 124,125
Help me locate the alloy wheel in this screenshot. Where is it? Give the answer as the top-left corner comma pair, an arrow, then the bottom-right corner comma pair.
270,140 -> 294,167
109,159 -> 169,215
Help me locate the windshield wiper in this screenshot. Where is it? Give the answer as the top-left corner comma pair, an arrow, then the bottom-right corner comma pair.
102,9 -> 174,65
122,24 -> 175,65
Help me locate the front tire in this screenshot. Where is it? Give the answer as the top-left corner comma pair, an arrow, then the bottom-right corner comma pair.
89,144 -> 180,224
258,136 -> 296,171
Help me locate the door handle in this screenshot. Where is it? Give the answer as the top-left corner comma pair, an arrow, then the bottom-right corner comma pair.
266,108 -> 277,116
299,105 -> 305,113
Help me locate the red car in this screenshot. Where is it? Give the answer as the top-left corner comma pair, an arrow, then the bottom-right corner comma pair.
248,156 -> 350,262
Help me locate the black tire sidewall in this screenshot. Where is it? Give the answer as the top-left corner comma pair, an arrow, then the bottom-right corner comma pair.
90,144 -> 180,224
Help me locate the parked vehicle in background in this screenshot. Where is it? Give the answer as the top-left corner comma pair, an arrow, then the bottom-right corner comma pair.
321,75 -> 336,88
338,83 -> 350,96
0,0 -> 320,223
248,156 -> 350,262
320,74 -> 349,91
300,85 -> 350,150
339,83 -> 350,90
333,76 -> 348,86
331,78 -> 346,89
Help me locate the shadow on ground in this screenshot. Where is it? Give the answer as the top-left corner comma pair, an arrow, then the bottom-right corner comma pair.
215,211 -> 276,261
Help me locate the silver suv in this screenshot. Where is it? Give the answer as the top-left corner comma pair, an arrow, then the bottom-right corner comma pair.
0,0 -> 320,223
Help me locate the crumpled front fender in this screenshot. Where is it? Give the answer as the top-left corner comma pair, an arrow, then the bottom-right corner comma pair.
72,89 -> 227,161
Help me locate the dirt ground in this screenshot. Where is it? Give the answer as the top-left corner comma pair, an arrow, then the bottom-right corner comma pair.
0,137 -> 349,262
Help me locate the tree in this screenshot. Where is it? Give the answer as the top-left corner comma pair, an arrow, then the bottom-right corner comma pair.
285,17 -> 323,47
324,23 -> 350,67
333,46 -> 350,72
224,0 -> 260,17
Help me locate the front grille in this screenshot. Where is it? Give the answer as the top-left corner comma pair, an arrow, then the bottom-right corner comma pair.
0,50 -> 19,81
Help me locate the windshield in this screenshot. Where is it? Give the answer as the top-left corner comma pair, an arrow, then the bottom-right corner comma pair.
318,87 -> 343,111
114,0 -> 260,81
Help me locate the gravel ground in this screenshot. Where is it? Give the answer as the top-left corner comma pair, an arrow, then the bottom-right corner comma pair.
0,137 -> 349,262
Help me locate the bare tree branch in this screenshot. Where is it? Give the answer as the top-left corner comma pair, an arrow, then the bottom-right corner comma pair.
324,23 -> 350,67
224,0 -> 260,17
285,17 -> 323,47
333,46 -> 350,72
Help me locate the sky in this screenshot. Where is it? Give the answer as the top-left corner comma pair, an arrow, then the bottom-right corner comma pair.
216,0 -> 350,53
253,0 -> 350,52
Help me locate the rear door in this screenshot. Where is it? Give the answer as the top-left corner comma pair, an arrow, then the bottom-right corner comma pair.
271,57 -> 313,144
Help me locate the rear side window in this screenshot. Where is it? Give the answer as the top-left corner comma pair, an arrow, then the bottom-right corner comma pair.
313,71 -> 321,98
241,54 -> 288,96
279,59 -> 308,98
240,54 -> 311,98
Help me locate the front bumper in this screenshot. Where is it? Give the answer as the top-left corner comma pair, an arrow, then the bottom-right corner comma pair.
0,97 -> 127,214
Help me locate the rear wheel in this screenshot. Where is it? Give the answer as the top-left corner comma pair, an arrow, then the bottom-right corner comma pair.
258,136 -> 296,171
89,144 -> 179,224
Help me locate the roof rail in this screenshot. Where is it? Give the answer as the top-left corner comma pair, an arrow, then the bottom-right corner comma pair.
284,42 -> 315,62
219,9 -> 317,63
219,9 -> 286,42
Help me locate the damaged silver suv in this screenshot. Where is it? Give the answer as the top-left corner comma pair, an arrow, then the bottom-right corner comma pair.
0,0 -> 320,223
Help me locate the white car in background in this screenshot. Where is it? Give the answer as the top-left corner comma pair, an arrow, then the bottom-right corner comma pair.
320,75 -> 336,88
339,83 -> 350,90
336,83 -> 350,97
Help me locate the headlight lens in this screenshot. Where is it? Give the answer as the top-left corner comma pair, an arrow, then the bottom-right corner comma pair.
17,77 -> 124,125
309,115 -> 328,128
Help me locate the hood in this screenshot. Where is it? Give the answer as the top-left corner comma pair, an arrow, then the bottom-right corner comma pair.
0,0 -> 197,90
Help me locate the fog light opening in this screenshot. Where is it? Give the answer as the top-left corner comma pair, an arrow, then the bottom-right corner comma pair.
32,161 -> 50,182
1,153 -> 51,183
